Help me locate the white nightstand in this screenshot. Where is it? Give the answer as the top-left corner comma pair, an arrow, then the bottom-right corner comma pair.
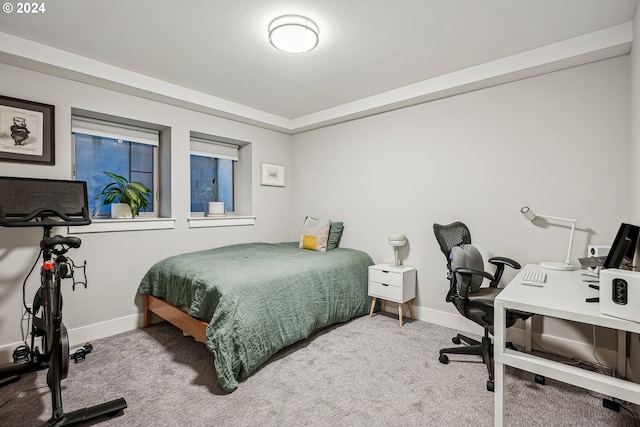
368,263 -> 416,327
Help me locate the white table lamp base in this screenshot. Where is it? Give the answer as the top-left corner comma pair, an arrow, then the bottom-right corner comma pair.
540,261 -> 575,271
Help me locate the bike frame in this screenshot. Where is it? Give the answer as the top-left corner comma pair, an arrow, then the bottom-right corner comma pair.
32,225 -> 69,421
0,193 -> 127,426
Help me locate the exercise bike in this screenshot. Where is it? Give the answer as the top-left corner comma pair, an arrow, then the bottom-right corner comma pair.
0,176 -> 127,426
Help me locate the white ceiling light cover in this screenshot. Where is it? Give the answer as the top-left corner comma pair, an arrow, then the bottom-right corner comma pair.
268,15 -> 319,54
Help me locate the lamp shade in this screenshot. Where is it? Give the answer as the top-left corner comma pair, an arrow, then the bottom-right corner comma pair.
388,233 -> 407,267
268,15 -> 319,53
521,206 -> 536,221
388,233 -> 407,246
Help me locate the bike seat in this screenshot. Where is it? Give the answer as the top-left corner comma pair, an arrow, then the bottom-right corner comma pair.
40,235 -> 81,250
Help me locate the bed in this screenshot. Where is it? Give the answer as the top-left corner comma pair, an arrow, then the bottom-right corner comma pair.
138,241 -> 374,392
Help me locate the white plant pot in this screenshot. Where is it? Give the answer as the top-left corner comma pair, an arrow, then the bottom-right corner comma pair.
111,203 -> 132,219
208,202 -> 225,216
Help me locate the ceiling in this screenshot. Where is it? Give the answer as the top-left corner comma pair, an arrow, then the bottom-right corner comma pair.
0,0 -> 637,133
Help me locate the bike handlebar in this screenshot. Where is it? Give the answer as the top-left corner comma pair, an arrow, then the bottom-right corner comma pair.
0,207 -> 91,228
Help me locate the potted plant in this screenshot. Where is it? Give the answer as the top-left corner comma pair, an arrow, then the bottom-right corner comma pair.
96,171 -> 152,218
201,178 -> 225,216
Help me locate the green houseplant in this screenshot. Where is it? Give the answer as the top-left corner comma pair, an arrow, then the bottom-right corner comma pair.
96,171 -> 152,218
200,178 -> 225,216
200,178 -> 217,202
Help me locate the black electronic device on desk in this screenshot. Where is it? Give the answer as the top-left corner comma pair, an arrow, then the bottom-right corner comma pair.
0,176 -> 127,426
582,222 -> 640,304
604,223 -> 639,270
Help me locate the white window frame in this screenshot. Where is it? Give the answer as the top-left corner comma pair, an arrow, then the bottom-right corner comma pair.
189,136 -> 238,217
187,133 -> 255,228
71,116 -> 161,219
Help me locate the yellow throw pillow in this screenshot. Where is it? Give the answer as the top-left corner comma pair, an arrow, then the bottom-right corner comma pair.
298,216 -> 330,252
301,235 -> 318,250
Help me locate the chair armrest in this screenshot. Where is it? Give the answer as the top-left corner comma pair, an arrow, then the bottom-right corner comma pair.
453,267 -> 495,282
487,256 -> 521,287
450,267 -> 495,301
488,257 -> 521,270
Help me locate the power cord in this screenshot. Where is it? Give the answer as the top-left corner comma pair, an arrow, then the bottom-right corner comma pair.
21,247 -> 42,344
526,328 -> 638,423
616,400 -> 640,427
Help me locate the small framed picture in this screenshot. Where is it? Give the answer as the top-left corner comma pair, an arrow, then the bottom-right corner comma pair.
0,95 -> 55,165
260,161 -> 285,187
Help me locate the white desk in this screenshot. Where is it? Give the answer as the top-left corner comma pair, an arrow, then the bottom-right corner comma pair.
494,264 -> 640,426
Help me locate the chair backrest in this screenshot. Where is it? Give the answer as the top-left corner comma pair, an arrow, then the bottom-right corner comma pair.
433,222 -> 480,314
433,222 -> 472,271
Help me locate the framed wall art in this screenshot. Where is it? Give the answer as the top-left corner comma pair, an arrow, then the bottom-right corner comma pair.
260,161 -> 285,187
0,95 -> 55,165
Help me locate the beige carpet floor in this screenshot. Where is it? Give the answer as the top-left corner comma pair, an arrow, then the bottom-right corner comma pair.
0,313 -> 638,427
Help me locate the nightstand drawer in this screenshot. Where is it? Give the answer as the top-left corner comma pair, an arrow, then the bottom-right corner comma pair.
368,281 -> 402,301
369,268 -> 404,287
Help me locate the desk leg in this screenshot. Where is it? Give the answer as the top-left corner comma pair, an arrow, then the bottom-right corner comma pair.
494,299 -> 507,427
618,330 -> 627,378
525,317 -> 532,352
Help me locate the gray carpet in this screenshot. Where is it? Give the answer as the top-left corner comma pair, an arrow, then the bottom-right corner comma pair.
0,313 -> 638,427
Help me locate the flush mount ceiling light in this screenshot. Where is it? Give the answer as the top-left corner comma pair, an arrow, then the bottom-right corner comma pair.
268,14 -> 319,54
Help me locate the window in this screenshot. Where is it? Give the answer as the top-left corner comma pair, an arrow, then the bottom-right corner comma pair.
190,136 -> 238,216
72,116 -> 159,218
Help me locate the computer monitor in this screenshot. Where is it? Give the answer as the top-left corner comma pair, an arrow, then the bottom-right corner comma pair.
603,223 -> 640,270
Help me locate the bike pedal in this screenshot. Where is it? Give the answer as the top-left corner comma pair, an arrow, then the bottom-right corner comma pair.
12,345 -> 30,363
69,343 -> 93,363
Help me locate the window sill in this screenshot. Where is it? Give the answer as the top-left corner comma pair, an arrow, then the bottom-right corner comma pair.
188,215 -> 256,228
68,217 -> 176,234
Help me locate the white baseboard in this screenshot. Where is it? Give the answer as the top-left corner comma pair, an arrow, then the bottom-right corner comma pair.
0,304 -> 632,380
0,313 -> 143,364
411,304 -> 485,336
394,304 -> 627,372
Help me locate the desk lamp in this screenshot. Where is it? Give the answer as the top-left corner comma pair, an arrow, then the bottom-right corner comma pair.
521,206 -> 577,271
388,233 -> 407,267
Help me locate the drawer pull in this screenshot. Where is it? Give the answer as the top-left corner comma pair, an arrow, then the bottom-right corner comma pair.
382,283 -> 389,286
382,270 -> 389,273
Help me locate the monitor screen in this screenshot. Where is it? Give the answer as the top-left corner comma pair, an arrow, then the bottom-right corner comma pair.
603,223 -> 640,270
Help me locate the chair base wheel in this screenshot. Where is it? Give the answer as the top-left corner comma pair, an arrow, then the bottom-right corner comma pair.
439,354 -> 449,364
487,380 -> 495,392
535,374 -> 545,385
452,336 -> 461,345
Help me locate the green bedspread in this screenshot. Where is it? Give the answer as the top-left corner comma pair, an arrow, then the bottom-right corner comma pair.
138,242 -> 373,392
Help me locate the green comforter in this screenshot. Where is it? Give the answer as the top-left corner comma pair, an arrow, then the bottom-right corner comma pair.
138,242 -> 373,392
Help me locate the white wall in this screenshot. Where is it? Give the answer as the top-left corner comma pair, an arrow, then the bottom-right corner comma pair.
292,56 -> 631,363
0,44 -> 632,369
0,63 -> 294,361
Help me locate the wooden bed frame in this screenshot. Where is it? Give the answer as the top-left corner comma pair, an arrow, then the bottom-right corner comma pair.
143,294 -> 209,344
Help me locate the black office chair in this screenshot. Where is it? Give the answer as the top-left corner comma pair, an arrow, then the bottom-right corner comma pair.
433,221 -> 533,392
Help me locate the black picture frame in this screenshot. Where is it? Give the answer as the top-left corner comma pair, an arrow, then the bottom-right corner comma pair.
0,95 -> 55,165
